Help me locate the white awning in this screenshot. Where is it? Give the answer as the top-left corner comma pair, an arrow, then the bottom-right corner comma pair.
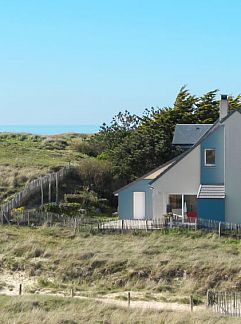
197,185 -> 225,199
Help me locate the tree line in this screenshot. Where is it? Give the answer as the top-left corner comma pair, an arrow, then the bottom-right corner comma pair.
92,87 -> 241,183
75,87 -> 241,207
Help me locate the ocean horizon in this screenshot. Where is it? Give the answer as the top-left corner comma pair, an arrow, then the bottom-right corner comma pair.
0,124 -> 100,135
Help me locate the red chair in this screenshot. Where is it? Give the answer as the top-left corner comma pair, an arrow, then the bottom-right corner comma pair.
187,211 -> 197,219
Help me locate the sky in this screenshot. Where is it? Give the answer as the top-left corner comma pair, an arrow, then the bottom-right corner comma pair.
0,0 -> 241,125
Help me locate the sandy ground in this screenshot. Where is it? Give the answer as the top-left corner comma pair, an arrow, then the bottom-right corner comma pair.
86,296 -> 205,312
0,270 -> 36,296
0,271 -> 205,313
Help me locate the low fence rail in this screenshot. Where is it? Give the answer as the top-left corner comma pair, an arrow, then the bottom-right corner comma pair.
3,212 -> 241,240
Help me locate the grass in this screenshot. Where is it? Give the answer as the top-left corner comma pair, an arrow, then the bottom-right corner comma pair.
0,294 -> 239,324
1,226 -> 241,301
0,132 -> 89,203
0,132 -> 87,167
0,227 -> 241,322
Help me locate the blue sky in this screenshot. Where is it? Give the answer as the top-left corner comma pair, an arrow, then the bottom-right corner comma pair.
0,0 -> 241,125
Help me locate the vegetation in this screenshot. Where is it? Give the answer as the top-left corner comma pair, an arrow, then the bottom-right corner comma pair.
0,132 -> 116,213
0,226 -> 241,298
92,87 -> 241,183
0,294 -> 235,324
0,226 -> 241,322
0,296 -> 239,324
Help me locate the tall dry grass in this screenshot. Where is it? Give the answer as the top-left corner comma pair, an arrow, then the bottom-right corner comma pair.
0,295 -> 238,324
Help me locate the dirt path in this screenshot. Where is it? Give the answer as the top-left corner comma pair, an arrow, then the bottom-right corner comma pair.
0,271 -> 205,313
83,296 -> 205,313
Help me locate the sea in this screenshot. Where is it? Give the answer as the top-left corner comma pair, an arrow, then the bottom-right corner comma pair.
0,125 -> 100,135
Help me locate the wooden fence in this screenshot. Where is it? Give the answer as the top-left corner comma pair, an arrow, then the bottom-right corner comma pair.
98,218 -> 241,238
207,290 -> 241,317
4,210 -> 241,241
0,166 -> 72,223
8,210 -> 115,230
197,218 -> 241,238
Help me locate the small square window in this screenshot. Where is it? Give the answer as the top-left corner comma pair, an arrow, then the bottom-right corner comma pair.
205,149 -> 216,166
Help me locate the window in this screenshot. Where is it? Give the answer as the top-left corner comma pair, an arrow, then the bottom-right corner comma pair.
168,194 -> 182,216
205,149 -> 216,166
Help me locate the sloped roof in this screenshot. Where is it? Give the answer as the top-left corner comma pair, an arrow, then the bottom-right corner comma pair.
114,157 -> 177,195
172,124 -> 213,146
143,161 -> 175,180
197,185 -> 225,199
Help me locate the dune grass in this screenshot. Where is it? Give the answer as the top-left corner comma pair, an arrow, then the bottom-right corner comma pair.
0,132 -> 86,167
1,294 -> 237,324
1,226 -> 241,303
0,132 -> 88,203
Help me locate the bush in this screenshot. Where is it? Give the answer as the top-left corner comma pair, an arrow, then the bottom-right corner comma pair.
59,203 -> 82,216
64,190 -> 98,208
72,139 -> 105,157
41,138 -> 68,150
43,202 -> 82,217
43,203 -> 60,214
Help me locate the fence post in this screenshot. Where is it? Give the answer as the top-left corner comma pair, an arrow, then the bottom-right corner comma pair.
48,176 -> 51,202
40,177 -> 44,206
218,222 -> 221,237
71,288 -> 74,297
145,219 -> 148,232
195,218 -> 197,231
190,295 -> 194,312
170,217 -> 173,229
55,173 -> 59,203
19,284 -> 22,295
27,212 -> 30,226
128,292 -> 131,307
206,289 -> 210,308
121,219 -> 124,232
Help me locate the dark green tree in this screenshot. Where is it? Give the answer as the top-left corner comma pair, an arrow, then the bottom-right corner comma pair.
228,94 -> 241,112
195,90 -> 219,124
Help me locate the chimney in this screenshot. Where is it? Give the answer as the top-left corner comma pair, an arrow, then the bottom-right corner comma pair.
219,94 -> 228,120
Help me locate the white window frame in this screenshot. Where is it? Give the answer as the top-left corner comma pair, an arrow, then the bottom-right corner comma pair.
204,148 -> 216,166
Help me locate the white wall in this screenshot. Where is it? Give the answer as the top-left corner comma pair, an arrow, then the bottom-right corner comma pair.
152,146 -> 200,219
224,111 -> 241,223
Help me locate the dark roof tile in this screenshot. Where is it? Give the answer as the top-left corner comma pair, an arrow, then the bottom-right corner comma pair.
172,124 -> 213,145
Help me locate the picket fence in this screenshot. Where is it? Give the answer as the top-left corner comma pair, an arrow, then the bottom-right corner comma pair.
6,213 -> 241,240
207,290 -> 241,317
0,166 -> 72,223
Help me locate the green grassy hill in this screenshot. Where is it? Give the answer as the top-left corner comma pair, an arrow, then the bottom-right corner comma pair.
0,132 -> 89,204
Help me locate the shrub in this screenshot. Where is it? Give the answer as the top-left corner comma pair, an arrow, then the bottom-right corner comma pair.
72,139 -> 105,157
64,190 -> 98,208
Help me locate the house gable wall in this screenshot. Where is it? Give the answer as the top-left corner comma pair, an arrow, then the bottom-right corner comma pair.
118,179 -> 153,219
224,111 -> 241,223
